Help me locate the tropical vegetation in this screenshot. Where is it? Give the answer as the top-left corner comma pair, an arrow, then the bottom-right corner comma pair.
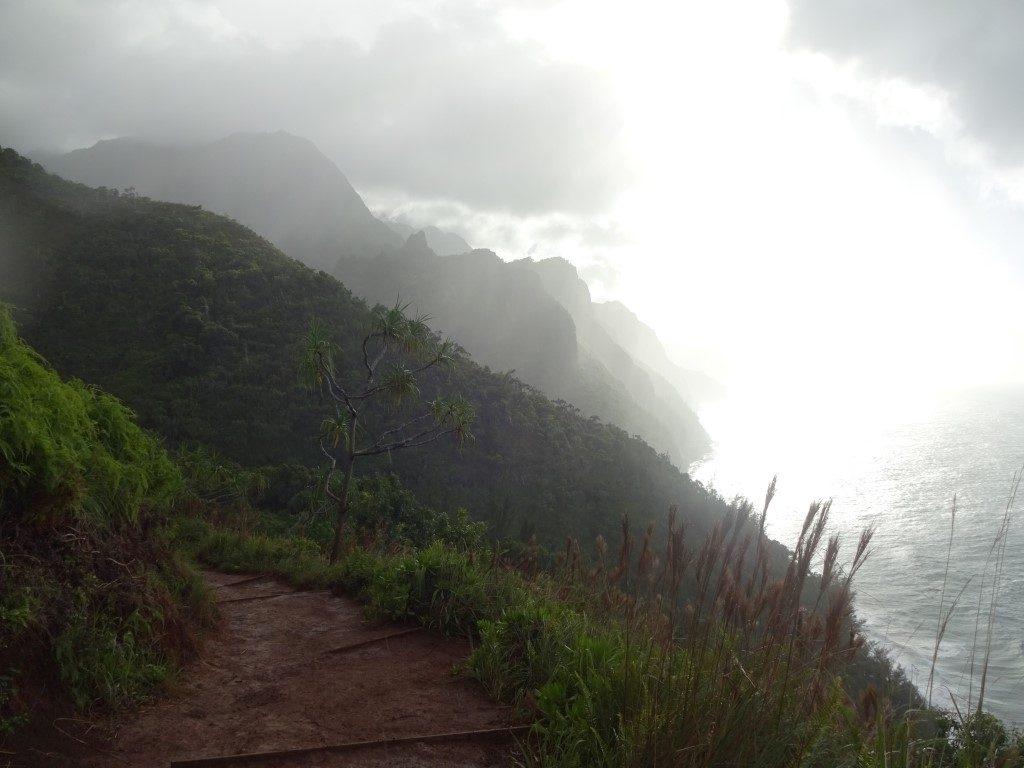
1,145 -> 1020,766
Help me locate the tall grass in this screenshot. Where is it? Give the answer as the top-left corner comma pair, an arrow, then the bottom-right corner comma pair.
855,477 -> 1024,768
472,494 -> 879,767
974,469 -> 1020,715
175,463 -> 1024,768
177,482 -> 895,767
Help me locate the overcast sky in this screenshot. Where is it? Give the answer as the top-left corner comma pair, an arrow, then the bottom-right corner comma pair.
3,0 -> 1023,402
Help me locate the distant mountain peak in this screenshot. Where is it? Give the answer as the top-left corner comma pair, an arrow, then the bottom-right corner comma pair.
213,130 -> 321,153
43,132 -> 403,271
383,219 -> 472,256
594,299 -> 643,327
524,256 -> 592,316
400,230 -> 435,258
536,255 -> 576,270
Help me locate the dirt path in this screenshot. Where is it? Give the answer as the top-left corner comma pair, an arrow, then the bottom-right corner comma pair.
33,572 -> 519,767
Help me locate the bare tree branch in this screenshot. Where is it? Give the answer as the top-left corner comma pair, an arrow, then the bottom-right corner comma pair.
355,426 -> 458,457
317,438 -> 343,504
305,306 -> 473,564
362,333 -> 389,385
317,350 -> 358,417
366,411 -> 435,450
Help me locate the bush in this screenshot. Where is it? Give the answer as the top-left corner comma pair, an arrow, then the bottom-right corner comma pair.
0,308 -> 212,736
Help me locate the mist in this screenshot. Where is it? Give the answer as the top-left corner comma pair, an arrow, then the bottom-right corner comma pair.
4,0 -> 1023,398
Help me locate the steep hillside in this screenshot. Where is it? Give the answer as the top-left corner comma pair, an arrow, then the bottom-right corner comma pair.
0,147 -> 723,547
592,300 -> 725,405
44,133 -> 711,467
336,240 -> 706,465
43,132 -> 401,270
0,307 -> 209,734
521,257 -> 710,462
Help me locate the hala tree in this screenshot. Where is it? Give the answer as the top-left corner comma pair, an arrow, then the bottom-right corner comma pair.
305,303 -> 474,562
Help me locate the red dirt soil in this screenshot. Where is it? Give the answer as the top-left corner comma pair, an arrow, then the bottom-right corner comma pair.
20,572 -> 519,767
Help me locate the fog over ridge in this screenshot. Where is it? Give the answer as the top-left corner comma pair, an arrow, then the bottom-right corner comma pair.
3,0 -> 1024,390
0,0 -> 627,217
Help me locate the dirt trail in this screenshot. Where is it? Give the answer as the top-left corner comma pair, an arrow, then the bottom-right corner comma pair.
34,572 -> 519,767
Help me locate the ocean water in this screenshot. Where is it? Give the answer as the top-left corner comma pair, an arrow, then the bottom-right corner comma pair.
689,385 -> 1024,726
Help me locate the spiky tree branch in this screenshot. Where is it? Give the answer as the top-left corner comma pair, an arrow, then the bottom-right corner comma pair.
304,303 -> 474,563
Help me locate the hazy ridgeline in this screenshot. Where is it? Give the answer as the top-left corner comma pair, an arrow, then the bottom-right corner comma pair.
41,132 -> 714,468
0,146 -> 722,548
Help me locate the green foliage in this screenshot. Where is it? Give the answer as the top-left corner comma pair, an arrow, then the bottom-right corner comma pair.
0,308 -> 212,735
841,707 -> 1024,768
305,301 -> 475,562
0,309 -> 181,524
168,467 -> 1021,768
335,245 -> 710,467
0,145 -> 734,553
177,444 -> 269,508
174,502 -> 878,768
343,473 -> 486,550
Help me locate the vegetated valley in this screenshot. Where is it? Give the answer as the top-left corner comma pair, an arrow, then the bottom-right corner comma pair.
1,144 -> 1020,767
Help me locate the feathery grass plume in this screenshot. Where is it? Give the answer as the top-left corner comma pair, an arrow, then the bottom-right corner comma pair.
560,536 -> 584,587
975,466 -> 1021,714
592,534 -> 608,584
669,523 -> 688,596
927,576 -> 974,709
561,536 -> 573,579
926,495 -> 957,708
608,514 -> 633,588
637,524 -> 655,584
522,533 -> 539,577
844,524 -> 875,588
655,506 -> 677,592
820,534 -> 840,589
760,474 -> 778,537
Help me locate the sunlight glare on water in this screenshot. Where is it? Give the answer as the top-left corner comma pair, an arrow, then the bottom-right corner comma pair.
690,384 -> 1024,726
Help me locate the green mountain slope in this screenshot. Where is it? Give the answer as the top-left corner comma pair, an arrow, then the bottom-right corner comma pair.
336,241 -> 709,466
520,256 -> 710,462
43,133 -> 711,468
592,299 -> 725,405
0,147 -> 725,546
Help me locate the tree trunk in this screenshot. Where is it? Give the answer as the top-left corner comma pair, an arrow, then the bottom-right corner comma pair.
329,423 -> 358,564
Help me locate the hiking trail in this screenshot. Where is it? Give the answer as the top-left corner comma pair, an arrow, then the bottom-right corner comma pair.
35,571 -> 519,767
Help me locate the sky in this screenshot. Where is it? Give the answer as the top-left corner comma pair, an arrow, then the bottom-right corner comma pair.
3,0 -> 1023,401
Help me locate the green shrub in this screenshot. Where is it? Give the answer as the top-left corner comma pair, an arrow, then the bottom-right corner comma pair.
0,308 -> 211,735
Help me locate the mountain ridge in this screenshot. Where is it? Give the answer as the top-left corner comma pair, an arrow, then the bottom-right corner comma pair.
44,131 -> 402,270
0,145 -> 725,547
42,131 -> 712,466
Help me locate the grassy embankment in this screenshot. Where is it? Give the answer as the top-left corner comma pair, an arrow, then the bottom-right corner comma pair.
0,308 -> 214,741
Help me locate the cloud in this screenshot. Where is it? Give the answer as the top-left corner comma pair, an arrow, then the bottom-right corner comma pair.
786,0 -> 1024,167
0,0 -> 628,216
